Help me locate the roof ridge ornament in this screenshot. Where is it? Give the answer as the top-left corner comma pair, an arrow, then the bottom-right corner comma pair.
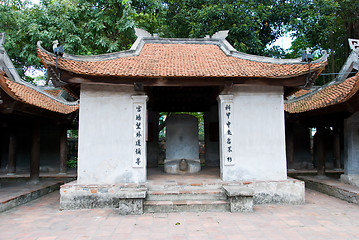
348,38 -> 359,51
135,28 -> 152,38
211,30 -> 229,40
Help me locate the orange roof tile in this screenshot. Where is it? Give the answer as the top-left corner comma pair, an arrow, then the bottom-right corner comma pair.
285,74 -> 359,113
44,89 -> 62,97
292,89 -> 312,98
38,43 -> 326,79
0,73 -> 79,114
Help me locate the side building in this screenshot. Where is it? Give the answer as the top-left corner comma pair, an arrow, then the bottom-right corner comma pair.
285,39 -> 359,186
0,33 -> 79,180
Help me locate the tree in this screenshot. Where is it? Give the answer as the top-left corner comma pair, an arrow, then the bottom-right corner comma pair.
286,0 -> 359,84
161,0 -> 292,55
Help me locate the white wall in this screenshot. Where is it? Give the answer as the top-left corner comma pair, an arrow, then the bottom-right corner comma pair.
78,84 -> 146,184
343,112 -> 359,175
220,85 -> 287,181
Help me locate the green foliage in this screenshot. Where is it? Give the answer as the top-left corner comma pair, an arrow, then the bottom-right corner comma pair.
67,157 -> 77,168
161,0 -> 292,55
67,129 -> 78,138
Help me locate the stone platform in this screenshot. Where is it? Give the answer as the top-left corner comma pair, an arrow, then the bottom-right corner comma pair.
60,167 -> 305,214
0,171 -> 76,213
295,175 -> 359,204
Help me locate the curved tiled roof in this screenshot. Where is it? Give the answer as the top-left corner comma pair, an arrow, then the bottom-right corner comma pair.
0,73 -> 79,114
285,74 -> 359,113
38,39 -> 327,80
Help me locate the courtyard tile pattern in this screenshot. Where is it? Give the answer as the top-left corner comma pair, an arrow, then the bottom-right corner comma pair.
1,189 -> 358,240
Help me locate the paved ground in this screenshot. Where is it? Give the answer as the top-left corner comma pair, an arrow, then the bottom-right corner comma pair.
1,189 -> 358,240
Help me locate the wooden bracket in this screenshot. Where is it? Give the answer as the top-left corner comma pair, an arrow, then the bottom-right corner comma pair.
224,80 -> 233,91
134,82 -> 144,92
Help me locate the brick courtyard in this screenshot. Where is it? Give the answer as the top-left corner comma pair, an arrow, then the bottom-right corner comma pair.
0,189 -> 358,240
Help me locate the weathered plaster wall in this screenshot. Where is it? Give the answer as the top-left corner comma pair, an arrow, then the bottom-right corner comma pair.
78,84 -> 146,184
343,112 -> 359,175
220,85 -> 287,181
341,112 -> 359,186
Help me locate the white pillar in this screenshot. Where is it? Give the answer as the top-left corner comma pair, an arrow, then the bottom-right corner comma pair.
131,95 -> 148,169
218,86 -> 287,181
218,95 -> 235,180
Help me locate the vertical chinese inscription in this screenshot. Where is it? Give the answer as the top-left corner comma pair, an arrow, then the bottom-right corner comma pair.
132,96 -> 147,168
223,102 -> 234,165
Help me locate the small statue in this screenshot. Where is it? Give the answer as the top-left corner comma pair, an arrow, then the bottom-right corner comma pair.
179,159 -> 188,171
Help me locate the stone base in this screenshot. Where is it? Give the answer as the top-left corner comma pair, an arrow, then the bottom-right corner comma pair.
251,178 -> 305,204
60,181 -> 147,215
118,199 -> 144,215
230,196 -> 253,212
164,159 -> 201,174
223,186 -> 254,212
340,174 -> 359,187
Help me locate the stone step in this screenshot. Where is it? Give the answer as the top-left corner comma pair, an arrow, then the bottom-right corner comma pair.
144,200 -> 230,213
147,182 -> 224,191
146,189 -> 227,201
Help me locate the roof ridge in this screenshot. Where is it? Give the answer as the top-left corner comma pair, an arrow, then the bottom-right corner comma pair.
37,37 -> 327,65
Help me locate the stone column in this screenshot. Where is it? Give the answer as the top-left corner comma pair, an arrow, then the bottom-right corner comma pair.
30,122 -> 40,183
341,112 -> 359,186
333,127 -> 341,169
217,94 -> 235,180
314,127 -> 326,176
59,127 -> 68,174
7,130 -> 16,175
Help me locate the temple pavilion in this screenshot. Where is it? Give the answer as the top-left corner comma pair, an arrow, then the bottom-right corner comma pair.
37,29 -> 327,213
